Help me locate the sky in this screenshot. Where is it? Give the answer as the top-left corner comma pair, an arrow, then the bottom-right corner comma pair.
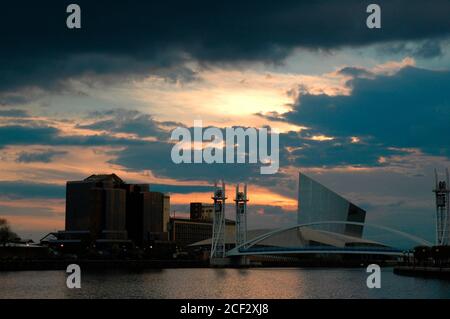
1,0 -> 450,244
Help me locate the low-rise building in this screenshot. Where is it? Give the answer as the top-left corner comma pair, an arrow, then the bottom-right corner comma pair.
168,217 -> 235,247
190,202 -> 215,221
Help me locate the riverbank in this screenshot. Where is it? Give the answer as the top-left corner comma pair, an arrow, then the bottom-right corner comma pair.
394,265 -> 450,279
0,259 -> 209,271
0,258 -> 400,271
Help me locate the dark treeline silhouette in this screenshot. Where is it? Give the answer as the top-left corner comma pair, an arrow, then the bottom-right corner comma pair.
0,218 -> 19,246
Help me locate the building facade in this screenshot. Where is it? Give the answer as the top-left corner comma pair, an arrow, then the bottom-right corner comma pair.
169,218 -> 235,247
190,202 -> 214,221
64,174 -> 170,246
126,190 -> 170,245
298,172 -> 366,237
65,174 -> 127,240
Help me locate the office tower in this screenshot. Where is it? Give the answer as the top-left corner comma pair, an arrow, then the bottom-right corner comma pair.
65,174 -> 170,246
126,187 -> 170,245
65,174 -> 127,240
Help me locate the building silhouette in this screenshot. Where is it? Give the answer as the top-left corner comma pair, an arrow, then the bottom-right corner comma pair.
66,174 -> 127,241
126,184 -> 170,245
54,174 -> 170,248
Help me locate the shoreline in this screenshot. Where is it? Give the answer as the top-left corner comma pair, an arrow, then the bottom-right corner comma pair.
0,259 -> 209,271
0,259 -> 398,271
394,265 -> 450,279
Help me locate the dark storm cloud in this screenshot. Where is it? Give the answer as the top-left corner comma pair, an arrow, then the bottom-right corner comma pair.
0,115 -> 420,206
0,126 -> 57,145
0,109 -> 29,117
0,117 -> 262,183
0,124 -> 147,148
107,122 -> 280,182
336,67 -> 374,79
379,40 -> 444,59
78,109 -> 183,139
1,0 -> 450,93
0,110 -> 419,189
111,142 -> 263,182
0,121 -> 412,202
413,40 -> 444,58
0,172 -> 213,204
0,181 -> 65,199
16,150 -> 68,163
279,131 -> 406,168
110,127 -> 404,190
0,180 -> 211,200
0,94 -> 31,106
0,177 -> 210,201
278,66 -> 450,157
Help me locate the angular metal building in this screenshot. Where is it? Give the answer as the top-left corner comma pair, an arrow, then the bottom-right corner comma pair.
298,172 -> 366,238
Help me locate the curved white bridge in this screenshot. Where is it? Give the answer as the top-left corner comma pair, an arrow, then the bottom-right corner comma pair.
226,221 -> 432,257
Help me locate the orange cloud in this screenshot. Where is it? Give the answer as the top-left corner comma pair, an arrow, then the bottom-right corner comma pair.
170,183 -> 297,212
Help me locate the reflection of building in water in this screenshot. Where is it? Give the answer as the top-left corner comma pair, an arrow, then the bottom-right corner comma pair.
298,172 -> 366,237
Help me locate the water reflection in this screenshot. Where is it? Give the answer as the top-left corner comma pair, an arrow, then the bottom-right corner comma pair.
0,268 -> 449,299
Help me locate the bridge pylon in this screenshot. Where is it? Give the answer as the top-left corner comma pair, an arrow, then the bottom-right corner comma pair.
235,183 -> 248,247
434,168 -> 450,246
211,180 -> 228,265
234,183 -> 249,265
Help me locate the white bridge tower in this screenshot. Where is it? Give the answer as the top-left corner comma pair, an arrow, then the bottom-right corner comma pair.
211,180 -> 227,262
434,169 -> 450,246
235,184 -> 248,247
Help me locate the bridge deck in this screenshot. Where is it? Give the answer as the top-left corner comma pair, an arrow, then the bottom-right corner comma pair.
227,246 -> 404,256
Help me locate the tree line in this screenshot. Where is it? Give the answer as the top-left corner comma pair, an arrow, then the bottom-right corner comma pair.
0,218 -> 20,246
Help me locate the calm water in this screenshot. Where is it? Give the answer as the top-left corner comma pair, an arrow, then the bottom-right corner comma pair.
0,268 -> 449,299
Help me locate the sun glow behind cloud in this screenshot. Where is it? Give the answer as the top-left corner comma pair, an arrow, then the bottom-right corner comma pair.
126,67 -> 346,130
